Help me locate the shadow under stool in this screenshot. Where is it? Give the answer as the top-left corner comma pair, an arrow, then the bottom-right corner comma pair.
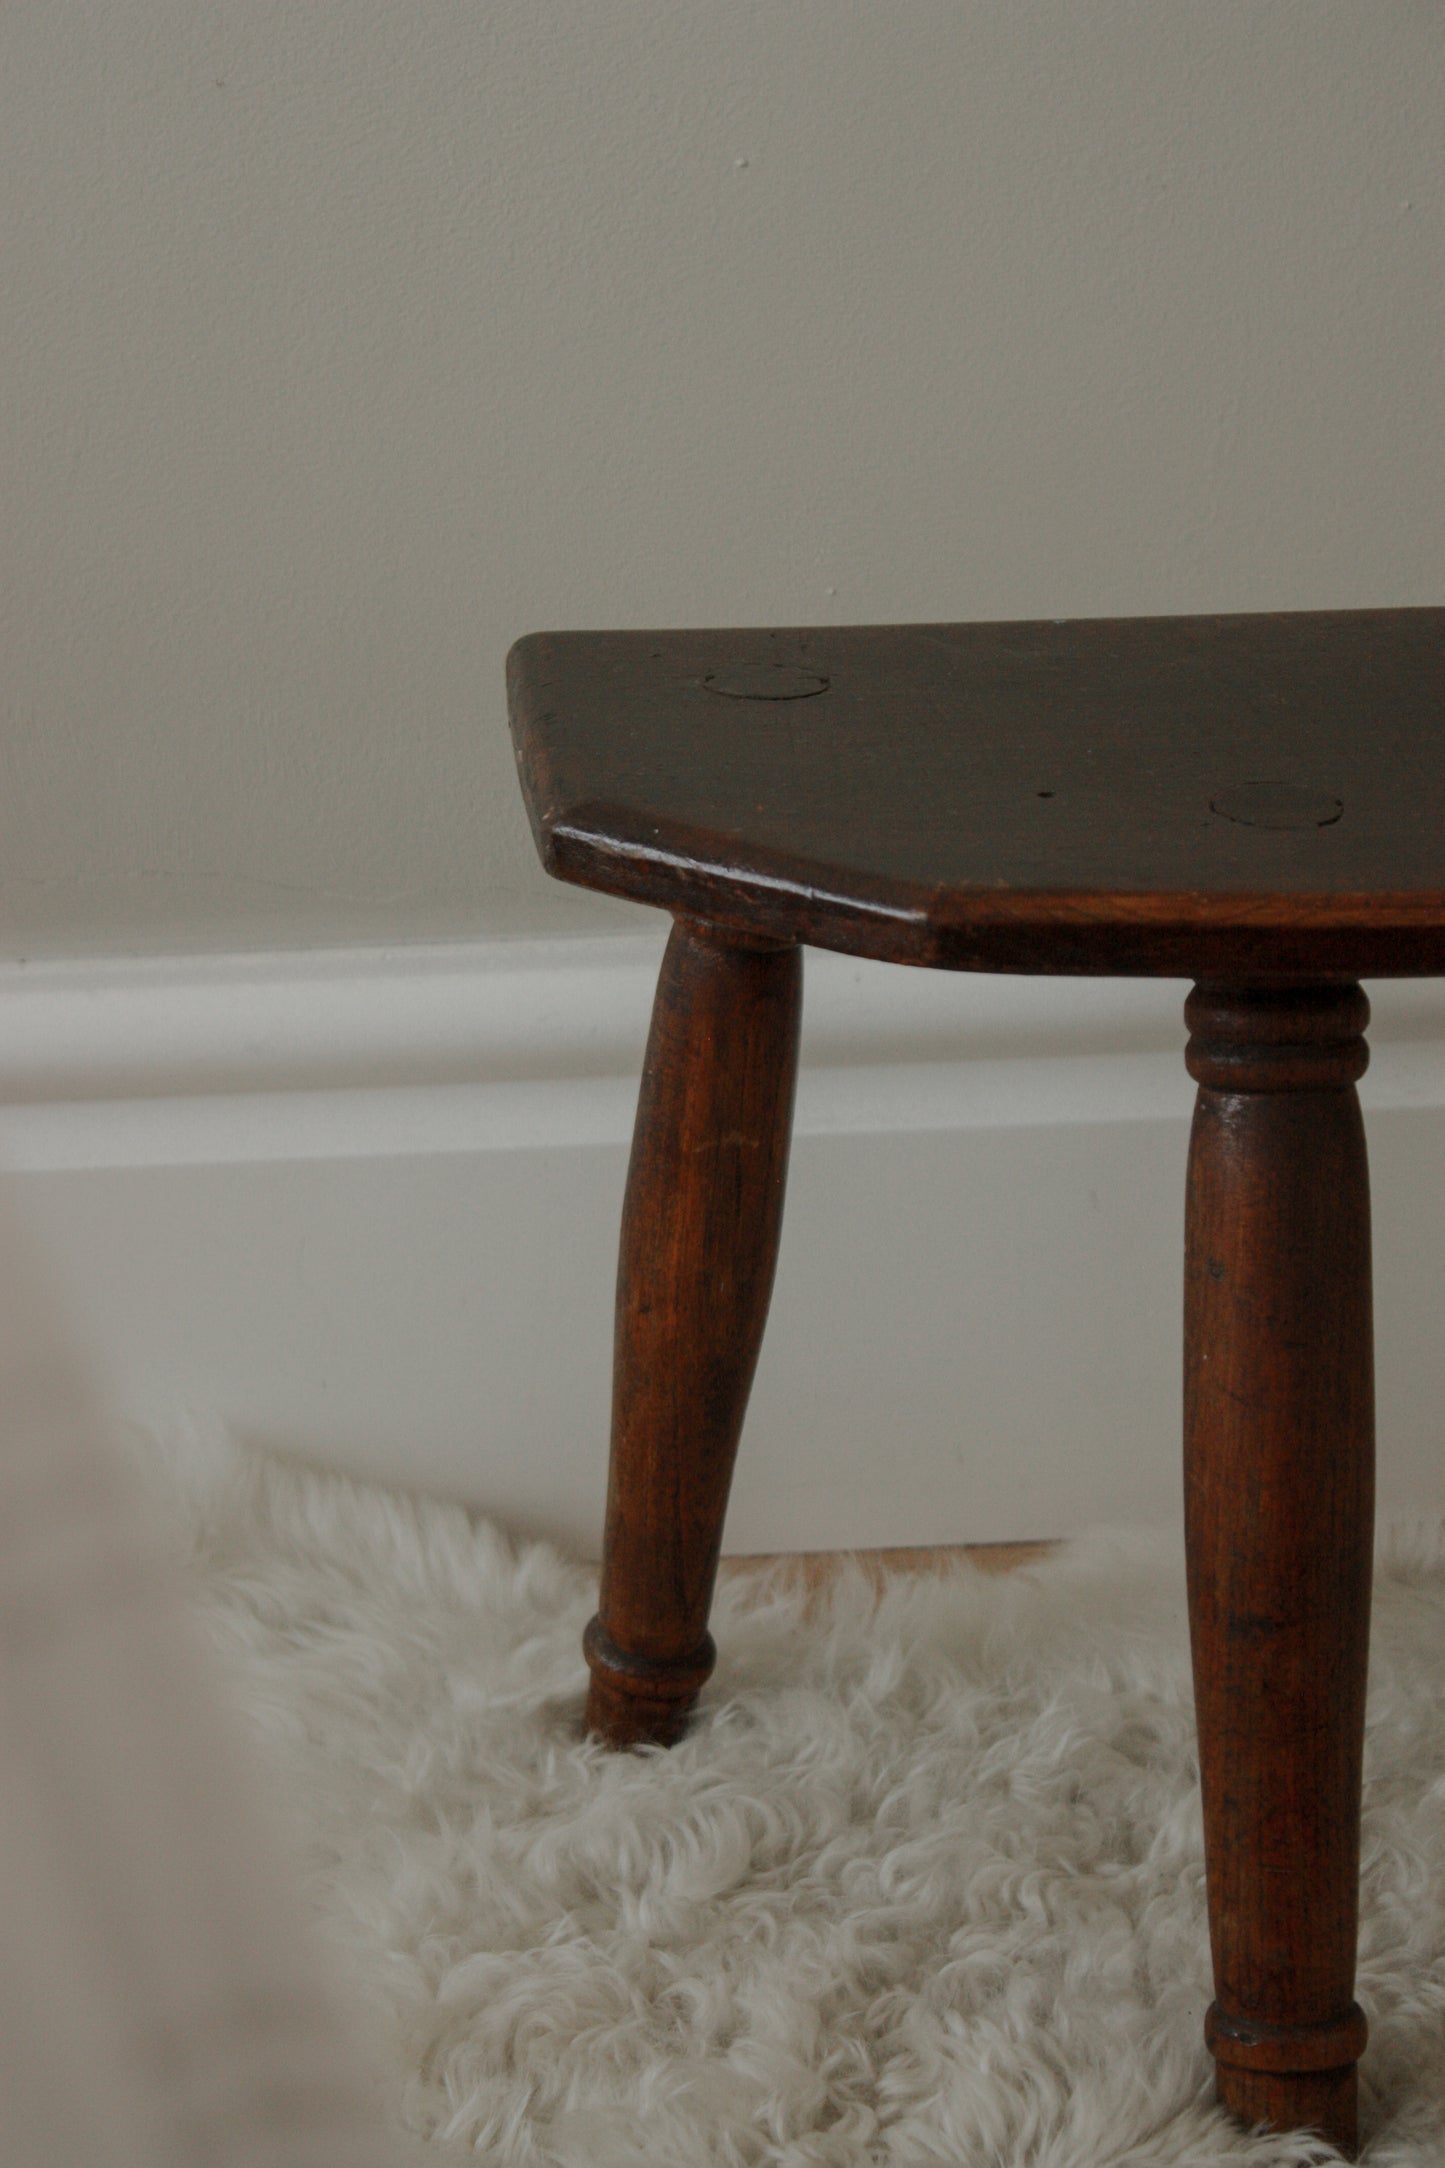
507,607 -> 1445,2157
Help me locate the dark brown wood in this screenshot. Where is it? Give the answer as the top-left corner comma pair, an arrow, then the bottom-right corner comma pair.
508,610 -> 1445,978
1184,981 -> 1374,2155
583,917 -> 802,1747
507,608 -> 1445,2145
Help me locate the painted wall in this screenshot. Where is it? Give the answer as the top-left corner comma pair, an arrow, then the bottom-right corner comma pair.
4,3 -> 1442,961
3,942 -> 1443,1555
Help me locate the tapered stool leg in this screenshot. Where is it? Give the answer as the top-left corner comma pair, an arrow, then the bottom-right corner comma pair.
584,916 -> 802,1748
1183,982 -> 1374,2156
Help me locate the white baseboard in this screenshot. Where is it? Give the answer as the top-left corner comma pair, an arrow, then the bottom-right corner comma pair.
2,937 -> 1443,1558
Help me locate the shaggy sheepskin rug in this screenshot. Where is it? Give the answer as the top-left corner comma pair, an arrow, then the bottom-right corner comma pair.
150,1433 -> 1445,2165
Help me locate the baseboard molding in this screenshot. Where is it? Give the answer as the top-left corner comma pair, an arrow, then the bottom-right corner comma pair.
2,935 -> 1443,1556
2,935 -> 1442,1169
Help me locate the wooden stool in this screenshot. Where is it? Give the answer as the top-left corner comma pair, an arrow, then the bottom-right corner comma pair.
508,609 -> 1445,2155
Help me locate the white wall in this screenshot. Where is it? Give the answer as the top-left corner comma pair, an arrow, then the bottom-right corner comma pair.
1,944 -> 1442,1558
3,3 -> 1442,958
3,8 -> 1443,1549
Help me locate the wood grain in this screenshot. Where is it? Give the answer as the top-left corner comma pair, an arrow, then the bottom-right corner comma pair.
1184,981 -> 1374,2156
509,610 -> 1445,978
509,609 -> 1445,2153
583,917 -> 802,1747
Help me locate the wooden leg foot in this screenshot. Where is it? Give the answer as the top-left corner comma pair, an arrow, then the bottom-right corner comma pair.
1184,982 -> 1374,2157
582,1620 -> 716,1749
1217,2067 -> 1356,2155
584,918 -> 801,1749
1207,2003 -> 1366,2154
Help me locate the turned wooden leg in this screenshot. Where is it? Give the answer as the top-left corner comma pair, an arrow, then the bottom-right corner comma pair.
583,916 -> 802,1747
1184,982 -> 1374,2156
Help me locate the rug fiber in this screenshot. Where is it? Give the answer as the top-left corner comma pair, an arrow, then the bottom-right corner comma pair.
150,1434 -> 1445,2165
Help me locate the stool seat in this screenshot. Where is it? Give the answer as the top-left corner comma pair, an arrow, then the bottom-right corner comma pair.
509,609 -> 1445,976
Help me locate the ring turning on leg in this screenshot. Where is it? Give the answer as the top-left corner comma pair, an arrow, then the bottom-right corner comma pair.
584,918 -> 802,1748
1184,981 -> 1374,2156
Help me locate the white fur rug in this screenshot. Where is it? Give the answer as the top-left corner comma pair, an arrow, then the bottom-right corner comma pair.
152,1434 -> 1445,2165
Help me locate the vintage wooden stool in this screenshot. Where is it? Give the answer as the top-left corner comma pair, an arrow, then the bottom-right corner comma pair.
508,608 -> 1445,2155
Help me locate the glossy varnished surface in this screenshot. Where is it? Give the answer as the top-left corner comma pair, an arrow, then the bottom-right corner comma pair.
1184,982 -> 1374,2153
509,610 -> 1445,975
584,920 -> 801,1748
